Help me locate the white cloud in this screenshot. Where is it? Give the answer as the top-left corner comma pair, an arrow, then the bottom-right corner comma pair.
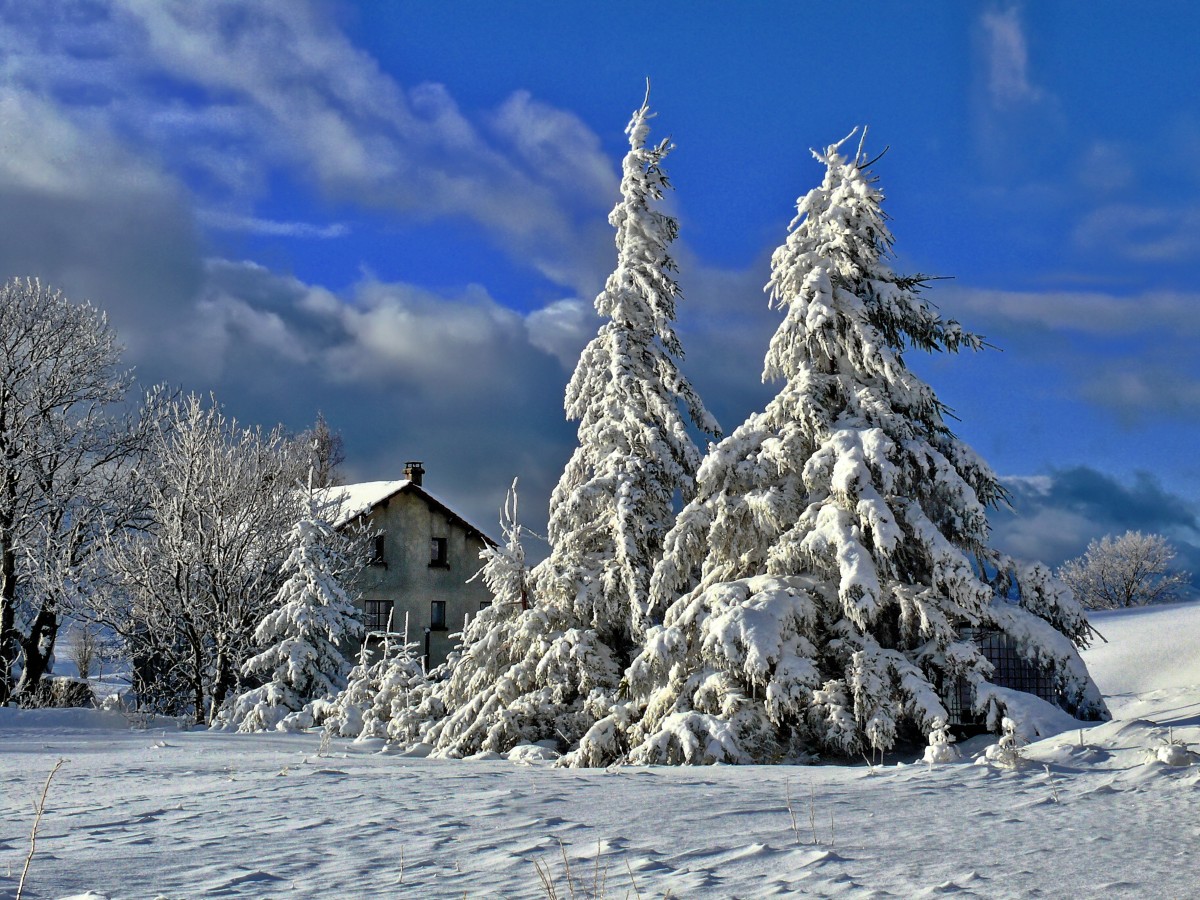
0,0 -> 618,296
106,0 -> 615,295
945,286 -> 1200,337
323,281 -> 529,390
525,299 -> 597,369
491,91 -> 618,203
1080,369 -> 1200,424
198,210 -> 349,239
941,285 -> 1200,423
1077,141 -> 1135,194
188,260 -> 597,395
1074,203 -> 1200,263
980,7 -> 1043,108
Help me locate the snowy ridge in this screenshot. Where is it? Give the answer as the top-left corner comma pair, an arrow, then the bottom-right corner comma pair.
1,600 -> 1198,899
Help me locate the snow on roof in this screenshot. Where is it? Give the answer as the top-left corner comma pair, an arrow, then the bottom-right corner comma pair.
319,479 -> 494,544
319,480 -> 410,528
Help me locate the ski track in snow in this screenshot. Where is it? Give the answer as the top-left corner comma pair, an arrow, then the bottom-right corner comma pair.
2,602 -> 1199,899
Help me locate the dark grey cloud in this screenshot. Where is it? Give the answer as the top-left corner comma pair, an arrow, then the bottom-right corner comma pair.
156,260 -> 580,546
992,467 -> 1200,586
0,0 -> 628,541
0,87 -> 206,362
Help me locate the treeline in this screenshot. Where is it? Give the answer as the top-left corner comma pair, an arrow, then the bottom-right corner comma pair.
0,277 -> 349,720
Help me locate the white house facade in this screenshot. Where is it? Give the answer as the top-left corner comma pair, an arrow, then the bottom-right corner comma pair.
328,462 -> 494,668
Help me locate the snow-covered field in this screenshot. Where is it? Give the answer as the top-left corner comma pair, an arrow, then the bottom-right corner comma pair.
3,602 -> 1198,900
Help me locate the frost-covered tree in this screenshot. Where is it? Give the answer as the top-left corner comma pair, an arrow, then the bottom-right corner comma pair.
227,515 -> 364,732
1058,531 -> 1191,609
98,393 -> 307,722
301,412 -> 345,489
575,131 -> 1105,766
402,97 -> 718,758
536,91 -> 717,647
0,278 -> 142,705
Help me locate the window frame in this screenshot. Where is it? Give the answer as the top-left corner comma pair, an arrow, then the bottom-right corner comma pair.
429,536 -> 449,568
371,533 -> 387,568
363,598 -> 391,632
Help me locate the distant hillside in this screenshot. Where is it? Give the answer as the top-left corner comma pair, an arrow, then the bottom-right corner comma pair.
1082,600 -> 1200,698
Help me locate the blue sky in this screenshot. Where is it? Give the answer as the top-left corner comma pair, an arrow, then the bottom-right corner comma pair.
2,1 -> 1198,577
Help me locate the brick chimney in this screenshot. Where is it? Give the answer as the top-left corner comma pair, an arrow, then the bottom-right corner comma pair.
404,460 -> 425,486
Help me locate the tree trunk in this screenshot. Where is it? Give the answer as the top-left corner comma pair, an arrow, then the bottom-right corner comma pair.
0,539 -> 17,706
189,632 -> 206,726
13,600 -> 59,702
208,644 -> 235,725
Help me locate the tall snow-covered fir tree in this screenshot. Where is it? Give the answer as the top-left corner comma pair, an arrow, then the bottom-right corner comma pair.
535,92 -> 718,648
227,515 -> 364,732
399,96 -> 718,758
574,131 -> 1106,766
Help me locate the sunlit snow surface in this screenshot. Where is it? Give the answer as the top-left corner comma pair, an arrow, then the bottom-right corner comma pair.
3,603 -> 1199,899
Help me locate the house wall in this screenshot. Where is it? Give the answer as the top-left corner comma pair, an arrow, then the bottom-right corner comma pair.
354,490 -> 490,667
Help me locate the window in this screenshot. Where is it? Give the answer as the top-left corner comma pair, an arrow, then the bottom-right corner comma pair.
430,536 -> 449,568
364,599 -> 391,632
479,600 -> 492,611
430,600 -> 447,631
371,533 -> 387,567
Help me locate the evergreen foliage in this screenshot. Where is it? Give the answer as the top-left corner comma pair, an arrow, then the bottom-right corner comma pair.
321,613 -> 426,741
537,92 -> 718,646
572,131 -> 1105,766
393,481 -> 622,756
229,516 -> 363,732
401,96 -> 717,758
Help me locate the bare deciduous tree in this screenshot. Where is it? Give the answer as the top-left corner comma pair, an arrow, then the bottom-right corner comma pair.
1058,531 -> 1192,609
0,278 -> 139,705
97,392 -> 308,723
69,623 -> 99,680
302,411 -> 345,489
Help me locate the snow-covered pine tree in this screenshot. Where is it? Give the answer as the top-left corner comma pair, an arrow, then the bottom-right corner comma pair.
228,515 -> 364,732
578,130 -> 1105,765
536,90 -> 717,649
321,613 -> 425,741
400,98 -> 718,758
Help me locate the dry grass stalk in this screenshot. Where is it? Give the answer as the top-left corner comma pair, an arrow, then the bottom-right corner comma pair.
16,758 -> 66,900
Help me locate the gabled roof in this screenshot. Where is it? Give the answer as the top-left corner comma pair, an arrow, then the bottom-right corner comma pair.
319,479 -> 495,545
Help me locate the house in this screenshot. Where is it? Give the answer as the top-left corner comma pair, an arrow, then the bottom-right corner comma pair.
326,462 -> 494,669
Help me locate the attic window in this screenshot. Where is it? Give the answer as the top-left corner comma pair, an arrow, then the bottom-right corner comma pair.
430,537 -> 449,568
371,533 -> 386,567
